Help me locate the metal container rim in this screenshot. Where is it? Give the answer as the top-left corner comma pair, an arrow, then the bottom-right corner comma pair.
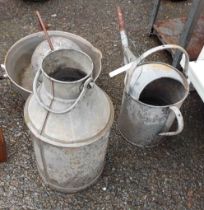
126,62 -> 189,108
4,30 -> 102,95
41,48 -> 94,84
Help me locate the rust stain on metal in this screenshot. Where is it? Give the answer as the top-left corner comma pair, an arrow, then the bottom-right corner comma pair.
116,6 -> 125,32
0,128 -> 7,163
153,16 -> 204,60
36,10 -> 54,51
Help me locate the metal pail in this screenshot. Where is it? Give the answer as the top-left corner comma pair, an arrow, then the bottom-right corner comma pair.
1,31 -> 102,99
118,45 -> 190,147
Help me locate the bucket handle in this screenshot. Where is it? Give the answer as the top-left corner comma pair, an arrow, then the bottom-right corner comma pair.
33,69 -> 93,114
159,106 -> 184,136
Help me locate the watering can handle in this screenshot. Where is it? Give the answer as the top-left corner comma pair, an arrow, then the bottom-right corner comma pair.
127,44 -> 190,91
33,69 -> 93,114
130,44 -> 189,80
134,44 -> 189,77
109,44 -> 189,80
159,106 -> 184,136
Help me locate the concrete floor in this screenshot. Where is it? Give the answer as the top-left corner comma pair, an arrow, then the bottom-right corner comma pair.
0,0 -> 203,209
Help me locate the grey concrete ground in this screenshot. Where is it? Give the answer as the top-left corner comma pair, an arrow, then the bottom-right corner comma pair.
0,0 -> 203,209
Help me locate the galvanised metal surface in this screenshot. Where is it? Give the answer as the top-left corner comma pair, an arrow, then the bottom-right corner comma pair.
2,31 -> 102,99
118,45 -> 190,147
1,0 -> 203,209
31,36 -> 81,75
31,130 -> 110,192
24,48 -> 114,192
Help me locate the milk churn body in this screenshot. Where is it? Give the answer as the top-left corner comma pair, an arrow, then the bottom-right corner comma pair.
26,92 -> 113,192
117,45 -> 190,147
24,49 -> 114,192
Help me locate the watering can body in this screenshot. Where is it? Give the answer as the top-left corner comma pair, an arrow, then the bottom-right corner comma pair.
117,45 -> 190,147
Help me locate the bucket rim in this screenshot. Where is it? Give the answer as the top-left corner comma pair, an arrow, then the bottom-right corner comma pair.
4,30 -> 102,95
126,62 -> 189,108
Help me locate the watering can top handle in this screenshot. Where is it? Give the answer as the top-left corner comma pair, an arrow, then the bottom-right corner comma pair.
136,44 -> 189,78
109,44 -> 189,79
33,69 -> 93,114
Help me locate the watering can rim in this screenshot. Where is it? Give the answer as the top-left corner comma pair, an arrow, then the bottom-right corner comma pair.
40,48 -> 94,84
130,61 -> 189,85
125,86 -> 189,109
125,62 -> 189,108
3,30 -> 102,95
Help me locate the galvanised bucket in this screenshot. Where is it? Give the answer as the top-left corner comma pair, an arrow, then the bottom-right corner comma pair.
112,45 -> 190,147
24,49 -> 114,192
1,31 -> 102,99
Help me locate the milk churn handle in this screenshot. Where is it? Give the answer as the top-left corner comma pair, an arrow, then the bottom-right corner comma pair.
159,106 -> 184,136
33,69 -> 93,114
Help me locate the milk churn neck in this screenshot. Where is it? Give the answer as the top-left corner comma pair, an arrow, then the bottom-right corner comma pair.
40,49 -> 94,99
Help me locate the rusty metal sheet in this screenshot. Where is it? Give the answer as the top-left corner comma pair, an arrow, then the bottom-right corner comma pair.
153,16 -> 204,60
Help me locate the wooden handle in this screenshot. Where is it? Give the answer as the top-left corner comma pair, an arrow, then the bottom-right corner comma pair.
0,128 -> 7,163
116,6 -> 125,31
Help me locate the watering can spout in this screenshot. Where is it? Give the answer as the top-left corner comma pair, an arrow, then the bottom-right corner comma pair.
110,6 -> 137,79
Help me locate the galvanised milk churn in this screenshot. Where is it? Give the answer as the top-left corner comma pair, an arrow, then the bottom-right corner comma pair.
110,45 -> 189,147
24,47 -> 114,192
